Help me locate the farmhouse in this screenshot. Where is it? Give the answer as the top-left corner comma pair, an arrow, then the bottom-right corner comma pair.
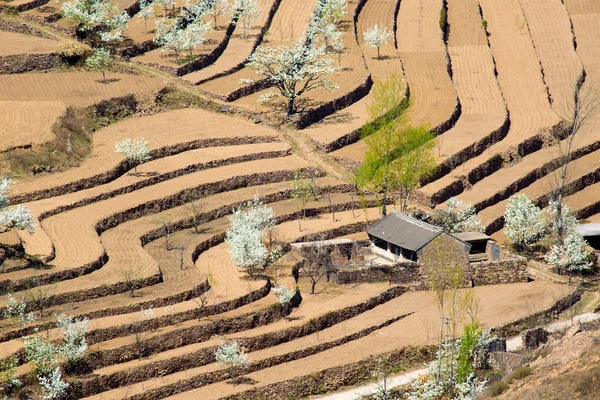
367,211 -> 497,262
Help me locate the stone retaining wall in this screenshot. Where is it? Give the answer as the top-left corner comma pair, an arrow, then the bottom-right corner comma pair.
0,53 -> 62,73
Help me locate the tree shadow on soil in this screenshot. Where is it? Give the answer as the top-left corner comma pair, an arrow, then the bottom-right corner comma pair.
97,78 -> 121,84
226,376 -> 257,386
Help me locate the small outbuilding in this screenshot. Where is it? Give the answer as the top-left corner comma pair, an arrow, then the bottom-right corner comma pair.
367,211 -> 472,262
577,223 -> 600,250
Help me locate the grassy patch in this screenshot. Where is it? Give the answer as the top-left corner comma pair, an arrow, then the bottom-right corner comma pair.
176,54 -> 199,65
487,380 -> 509,397
507,365 -> 532,383
2,94 -> 137,178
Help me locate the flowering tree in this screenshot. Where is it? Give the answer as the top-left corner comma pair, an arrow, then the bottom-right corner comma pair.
246,33 -> 339,115
137,0 -> 154,32
0,178 -> 36,234
38,367 -> 69,400
57,314 -> 89,366
85,47 -> 111,83
232,0 -> 261,39
545,233 -> 593,279
207,0 -> 229,28
23,334 -> 60,376
408,338 -> 486,400
61,0 -> 130,41
271,282 -> 296,306
319,0 -> 347,27
363,24 -> 392,59
115,136 -> 151,172
430,197 -> 483,233
225,196 -> 276,276
215,340 -> 249,382
503,194 -> 546,252
546,199 -> 579,238
3,294 -> 36,328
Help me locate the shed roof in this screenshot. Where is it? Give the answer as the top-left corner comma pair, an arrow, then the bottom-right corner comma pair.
453,232 -> 492,242
367,211 -> 443,252
577,223 -> 600,237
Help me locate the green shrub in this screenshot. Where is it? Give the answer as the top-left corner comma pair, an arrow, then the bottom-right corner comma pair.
507,365 -> 532,383
439,7 -> 448,33
487,380 -> 508,397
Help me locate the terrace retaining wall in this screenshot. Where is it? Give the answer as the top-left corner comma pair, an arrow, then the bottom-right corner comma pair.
294,76 -> 373,130
0,19 -> 55,37
71,286 -> 407,398
0,53 -> 62,73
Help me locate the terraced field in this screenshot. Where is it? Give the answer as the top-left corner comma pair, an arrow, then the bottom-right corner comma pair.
1,0 -> 598,397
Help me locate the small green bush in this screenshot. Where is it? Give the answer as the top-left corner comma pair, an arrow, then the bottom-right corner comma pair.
507,365 -> 532,383
439,7 -> 448,33
487,380 -> 508,397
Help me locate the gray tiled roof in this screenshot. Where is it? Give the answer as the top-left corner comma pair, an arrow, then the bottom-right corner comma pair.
367,211 -> 443,251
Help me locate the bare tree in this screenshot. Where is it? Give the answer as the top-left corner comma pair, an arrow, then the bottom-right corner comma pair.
419,234 -> 467,384
192,289 -> 212,320
549,83 -> 598,248
290,171 -> 321,232
176,247 -> 186,270
133,331 -> 146,360
121,268 -> 138,298
162,222 -> 171,251
294,243 -> 335,294
25,283 -> 50,318
184,199 -> 203,234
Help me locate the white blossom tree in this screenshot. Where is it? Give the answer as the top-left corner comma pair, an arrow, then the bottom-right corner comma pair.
545,232 -> 593,281
215,340 -> 249,382
3,294 -> 36,328
23,334 -> 60,376
115,136 -> 151,172
363,24 -> 392,59
85,47 -> 111,83
504,194 -> 546,252
61,0 -> 130,41
246,34 -> 339,115
408,341 -> 486,400
0,178 -> 36,234
183,20 -> 213,56
232,0 -> 261,39
207,0 -> 229,28
271,282 -> 296,306
319,0 -> 347,27
137,0 -> 154,32
38,367 -> 69,400
431,197 -> 483,233
57,314 -> 89,366
155,18 -> 186,62
225,196 -> 276,276
546,199 -> 579,238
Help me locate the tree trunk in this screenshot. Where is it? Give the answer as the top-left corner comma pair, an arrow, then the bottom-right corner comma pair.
311,281 -> 316,294
328,192 -> 335,221
101,70 -> 106,84
377,46 -> 381,59
382,182 -> 388,216
287,97 -> 295,115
